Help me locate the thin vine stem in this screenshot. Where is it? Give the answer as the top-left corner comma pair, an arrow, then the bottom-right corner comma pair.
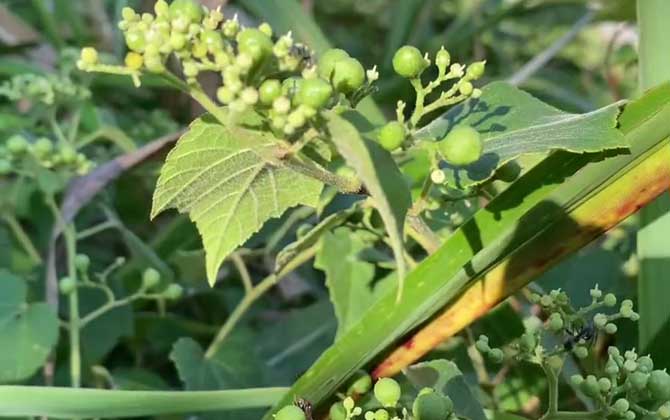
205,245 -> 318,359
1,213 -> 42,264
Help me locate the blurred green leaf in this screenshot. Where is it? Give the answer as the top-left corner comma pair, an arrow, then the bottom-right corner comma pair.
0,270 -> 59,383
325,111 -> 411,295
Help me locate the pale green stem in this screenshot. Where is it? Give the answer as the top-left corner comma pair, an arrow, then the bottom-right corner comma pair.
205,245 -> 318,358
79,293 -> 160,328
542,360 -> 560,416
230,252 -> 253,294
1,213 -> 42,264
76,220 -> 117,241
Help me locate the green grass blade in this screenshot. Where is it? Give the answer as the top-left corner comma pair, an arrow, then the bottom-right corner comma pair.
0,386 -> 288,418
636,0 -> 670,357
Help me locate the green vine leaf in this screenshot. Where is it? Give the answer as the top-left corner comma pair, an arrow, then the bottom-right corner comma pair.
151,116 -> 324,285
315,227 -> 394,337
415,82 -> 627,188
0,271 -> 59,383
324,110 -> 412,300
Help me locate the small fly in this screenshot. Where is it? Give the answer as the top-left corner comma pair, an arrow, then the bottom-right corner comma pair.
290,43 -> 314,66
564,323 -> 596,351
294,397 -> 314,420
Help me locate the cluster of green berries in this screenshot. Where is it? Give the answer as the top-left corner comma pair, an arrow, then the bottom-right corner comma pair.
0,135 -> 94,177
475,335 -> 504,363
376,45 -> 485,174
571,347 -> 670,419
78,0 -> 377,139
59,258 -> 183,301
275,375 -> 456,420
0,73 -> 90,106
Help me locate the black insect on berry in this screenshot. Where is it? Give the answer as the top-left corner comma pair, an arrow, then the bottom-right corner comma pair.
294,397 -> 314,420
290,43 -> 314,66
564,323 -> 595,351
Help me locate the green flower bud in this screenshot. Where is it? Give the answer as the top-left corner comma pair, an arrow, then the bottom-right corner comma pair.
624,360 -> 638,373
80,47 -> 99,66
275,405 -> 306,420
435,47 -> 450,70
169,32 -> 187,50
125,52 -> 144,70
489,348 -> 504,363
163,284 -> 184,300
459,81 -> 473,96
125,30 -> 146,53
628,372 -> 649,391
547,355 -> 564,371
605,360 -> 620,376
259,79 -> 281,105
548,313 -> 564,332
570,374 -> 584,386
332,57 -> 366,93
612,398 -> 630,414
287,109 -> 306,128
637,356 -> 654,373
594,313 -> 608,329
374,378 -> 401,408
598,377 -> 612,392
60,145 -> 77,165
121,7 -> 137,22
33,138 -> 53,158
475,337 -> 490,354
273,97 -> 291,114
318,48 -> 350,80
430,169 -> 446,184
624,410 -> 635,420
169,0 -> 203,24
590,287 -> 602,299
240,87 -> 259,105
258,22 -> 273,37
605,323 -> 618,334
201,30 -> 223,51
540,295 -> 553,307
573,346 -> 589,359
374,409 -> 389,420
603,293 -> 617,307
392,45 -> 427,78
216,86 -> 235,104
520,332 -> 537,353
466,61 -> 486,79
142,268 -> 161,289
648,370 -> 670,401
580,375 -> 600,397
658,402 -> 670,419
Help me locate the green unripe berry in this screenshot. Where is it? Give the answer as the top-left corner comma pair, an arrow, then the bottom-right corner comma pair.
32,138 -> 53,158
287,110 -> 306,128
392,45 -> 427,78
259,80 -> 282,105
59,277 -> 76,295
60,146 -> 77,165
125,52 -> 144,70
624,411 -> 635,420
581,375 -> 600,397
624,360 -> 638,373
459,81 -> 473,96
648,370 -> 670,401
347,372 -> 372,395
436,47 -> 450,70
475,339 -> 490,354
258,22 -> 273,37
80,47 -> 99,66
125,30 -> 146,52
430,169 -> 446,184
412,390 -> 452,420
295,78 -> 333,109
547,355 -> 564,371
378,121 -> 406,151
598,377 -> 612,392
603,293 -> 617,307
318,48 -> 350,80
7,135 -> 28,155
121,7 -> 137,22
570,374 -> 584,386
332,57 -> 366,94
0,159 -> 10,175
540,295 -> 553,307
628,372 -> 649,391
237,28 -> 273,62
374,378 -> 401,408
74,254 -> 90,271
637,356 -> 654,373
240,87 -> 259,105
169,0 -> 203,23
273,97 -> 291,114
590,287 -> 602,299
163,284 -> 184,300
605,360 -> 620,376
201,30 -> 223,51
329,402 -> 347,420
282,77 -> 304,98
275,405 -> 306,420
438,125 -> 483,166
573,346 -> 589,359
466,61 -> 486,79
489,348 -> 504,363
142,268 -> 161,289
